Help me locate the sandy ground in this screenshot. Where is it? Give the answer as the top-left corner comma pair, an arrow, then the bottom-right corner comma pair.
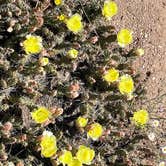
110,0 -> 166,160
112,0 -> 166,109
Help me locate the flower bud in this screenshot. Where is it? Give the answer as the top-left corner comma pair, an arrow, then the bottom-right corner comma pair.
134,48 -> 144,56
2,122 -> 13,132
90,36 -> 98,44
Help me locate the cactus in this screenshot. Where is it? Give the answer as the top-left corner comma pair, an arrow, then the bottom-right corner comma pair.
0,0 -> 158,166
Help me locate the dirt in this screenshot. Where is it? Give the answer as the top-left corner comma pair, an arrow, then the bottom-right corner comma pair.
112,0 -> 166,164
112,0 -> 166,108
113,0 -> 166,98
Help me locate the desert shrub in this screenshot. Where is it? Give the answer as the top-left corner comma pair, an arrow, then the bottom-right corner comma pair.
0,0 -> 161,166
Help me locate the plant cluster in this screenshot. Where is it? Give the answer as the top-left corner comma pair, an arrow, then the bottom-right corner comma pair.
0,0 -> 164,166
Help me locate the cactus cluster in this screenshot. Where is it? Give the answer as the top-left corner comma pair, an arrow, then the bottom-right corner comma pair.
0,0 -> 161,166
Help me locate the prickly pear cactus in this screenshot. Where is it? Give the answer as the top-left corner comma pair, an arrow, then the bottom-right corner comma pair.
0,0 -> 159,166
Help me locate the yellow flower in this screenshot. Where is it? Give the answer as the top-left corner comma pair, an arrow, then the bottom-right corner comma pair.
76,145 -> 95,165
103,68 -> 119,83
23,35 -> 43,54
54,0 -> 62,5
67,49 -> 78,59
132,110 -> 149,127
118,75 -> 134,95
40,131 -> 57,158
58,150 -> 73,165
117,29 -> 133,47
66,14 -> 83,33
76,117 -> 88,128
57,14 -> 67,22
87,123 -> 103,140
102,0 -> 118,19
39,57 -> 49,66
68,159 -> 82,166
31,107 -> 51,123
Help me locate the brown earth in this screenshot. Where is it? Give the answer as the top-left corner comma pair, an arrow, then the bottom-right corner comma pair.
112,0 -> 166,112
113,0 -> 166,101
112,0 -> 166,164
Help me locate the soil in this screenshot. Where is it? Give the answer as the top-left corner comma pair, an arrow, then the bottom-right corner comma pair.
113,0 -> 166,102
112,0 -> 166,164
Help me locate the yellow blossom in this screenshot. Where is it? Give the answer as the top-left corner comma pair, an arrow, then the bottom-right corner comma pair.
57,14 -> 67,22
66,14 -> 83,33
40,131 -> 57,158
87,123 -> 103,140
132,110 -> 149,127
76,117 -> 88,128
118,75 -> 134,95
102,0 -> 118,19
103,68 -> 119,83
31,107 -> 51,124
67,49 -> 78,59
68,159 -> 82,166
23,35 -> 43,54
54,0 -> 62,5
58,150 -> 73,165
76,145 -> 95,165
39,57 -> 49,66
117,29 -> 133,47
